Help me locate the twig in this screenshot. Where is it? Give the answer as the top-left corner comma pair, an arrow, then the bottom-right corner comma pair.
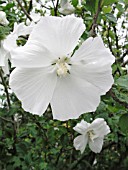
0,68 -> 11,109
108,89 -> 128,108
0,115 -> 14,124
70,153 -> 92,170
15,0 -> 33,21
55,0 -> 59,16
113,25 -> 120,57
90,0 -> 103,37
41,4 -> 51,10
117,49 -> 128,62
121,59 -> 128,67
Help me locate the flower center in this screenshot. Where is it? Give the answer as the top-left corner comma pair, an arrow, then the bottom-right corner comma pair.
87,130 -> 95,141
56,57 -> 71,77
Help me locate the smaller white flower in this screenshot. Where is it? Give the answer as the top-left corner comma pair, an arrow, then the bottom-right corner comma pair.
59,0 -> 75,15
0,11 -> 9,26
73,118 -> 110,154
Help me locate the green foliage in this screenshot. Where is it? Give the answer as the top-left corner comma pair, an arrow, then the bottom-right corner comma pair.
72,0 -> 78,7
0,0 -> 128,169
105,13 -> 117,23
119,114 -> 128,133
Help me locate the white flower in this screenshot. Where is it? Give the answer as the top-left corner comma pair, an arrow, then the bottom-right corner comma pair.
26,11 -> 41,25
0,23 -> 33,74
73,118 -> 110,153
59,0 -> 75,15
123,55 -> 128,73
9,16 -> 115,121
0,11 -> 9,26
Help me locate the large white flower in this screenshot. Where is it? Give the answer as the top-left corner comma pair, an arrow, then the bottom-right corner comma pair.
0,11 -> 9,26
9,16 -> 115,121
0,23 -> 33,74
73,118 -> 110,153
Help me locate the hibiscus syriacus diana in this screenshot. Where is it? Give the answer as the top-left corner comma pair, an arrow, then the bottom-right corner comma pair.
73,118 -> 110,153
0,23 -> 33,74
10,16 -> 115,121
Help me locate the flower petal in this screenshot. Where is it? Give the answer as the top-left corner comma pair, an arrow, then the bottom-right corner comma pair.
4,23 -> 33,52
50,74 -> 101,121
73,120 -> 90,135
70,37 -> 114,95
70,62 -> 114,95
73,134 -> 88,154
11,40 -> 55,68
9,67 -> 57,115
72,36 -> 115,65
89,118 -> 110,137
29,16 -> 85,57
0,42 -> 7,66
89,137 -> 104,153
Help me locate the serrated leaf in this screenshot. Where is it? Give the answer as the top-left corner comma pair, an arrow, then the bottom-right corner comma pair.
119,114 -> 128,133
105,13 -> 117,23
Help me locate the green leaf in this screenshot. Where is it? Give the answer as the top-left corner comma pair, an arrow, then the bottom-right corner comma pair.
116,75 -> 128,90
105,13 -> 117,23
103,0 -> 117,5
102,6 -> 112,13
72,0 -> 78,7
119,114 -> 128,133
86,0 -> 96,13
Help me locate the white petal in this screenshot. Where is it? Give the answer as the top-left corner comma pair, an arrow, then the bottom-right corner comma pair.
2,57 -> 9,75
89,118 -> 110,137
73,120 -> 90,135
0,41 -> 7,66
9,67 -> 57,115
73,134 -> 88,154
11,40 -> 55,68
29,16 -> 85,57
71,37 -> 115,96
4,23 -> 33,52
13,22 -> 33,36
50,74 -> 101,121
70,62 -> 114,95
89,137 -> 104,153
3,34 -> 17,51
72,36 -> 115,65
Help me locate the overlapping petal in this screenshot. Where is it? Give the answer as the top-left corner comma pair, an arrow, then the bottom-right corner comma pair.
11,40 -> 55,68
73,120 -> 90,134
71,36 -> 115,65
70,62 -> 114,95
50,74 -> 100,121
9,67 -> 57,115
89,137 -> 104,153
73,134 -> 88,154
29,16 -> 85,57
4,23 -> 33,52
90,118 -> 110,137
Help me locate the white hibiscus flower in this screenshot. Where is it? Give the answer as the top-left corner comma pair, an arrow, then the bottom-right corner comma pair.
73,118 -> 110,153
59,0 -> 75,15
9,16 -> 115,121
0,23 -> 33,74
0,11 -> 9,26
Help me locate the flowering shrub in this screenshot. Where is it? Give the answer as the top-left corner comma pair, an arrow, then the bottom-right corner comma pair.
0,0 -> 128,169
